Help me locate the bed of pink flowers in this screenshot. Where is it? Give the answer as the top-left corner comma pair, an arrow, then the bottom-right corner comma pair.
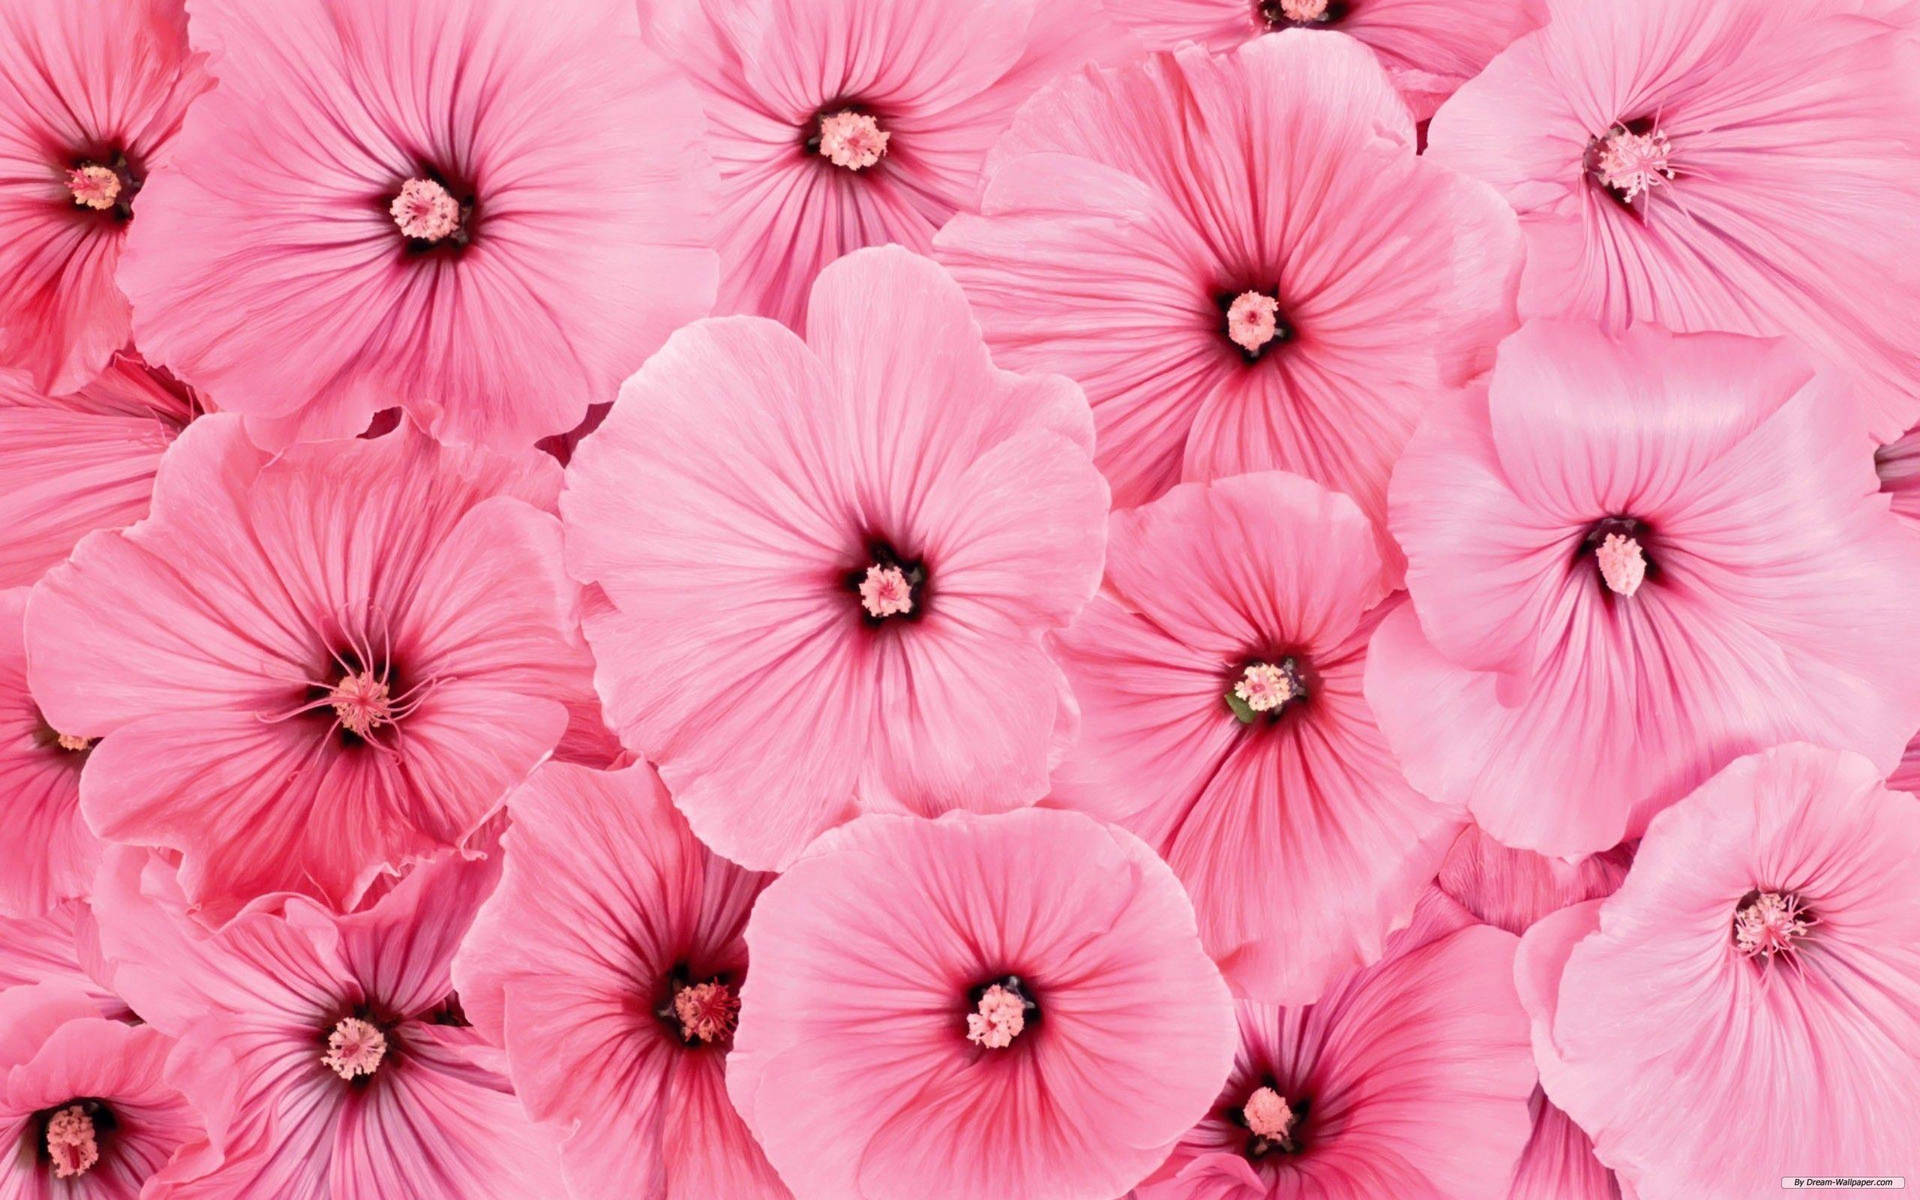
3,0 -> 1920,1197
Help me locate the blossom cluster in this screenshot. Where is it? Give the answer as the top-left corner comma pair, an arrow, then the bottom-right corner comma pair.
3,0 -> 1919,1198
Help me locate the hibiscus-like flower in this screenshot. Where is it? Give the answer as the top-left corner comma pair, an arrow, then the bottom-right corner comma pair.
26,416 -> 592,920
0,981 -> 224,1197
647,0 -> 1132,326
118,0 -> 718,448
1427,0 -> 1920,439
453,762 -> 786,1200
1096,0 -> 1541,118
1517,743 -> 1920,1200
936,33 -> 1520,562
0,0 -> 208,392
1048,471 -> 1460,1002
94,849 -> 562,1200
563,248 -> 1108,869
1368,321 -> 1920,856
1134,891 -> 1535,1200
727,808 -> 1237,1200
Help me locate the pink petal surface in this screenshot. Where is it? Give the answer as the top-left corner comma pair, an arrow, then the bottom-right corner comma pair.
452,762 -> 785,1200
117,0 -> 718,449
727,808 -> 1236,1200
1520,744 -> 1920,1200
564,248 -> 1106,869
1050,472 -> 1461,1002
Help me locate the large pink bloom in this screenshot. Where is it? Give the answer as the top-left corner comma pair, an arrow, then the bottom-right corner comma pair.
563,247 -> 1108,869
117,0 -> 717,450
1518,743 -> 1920,1200
1427,0 -> 1920,440
452,762 -> 785,1200
0,0 -> 208,393
1134,890 -> 1534,1200
648,0 -> 1131,327
26,416 -> 590,920
0,353 -> 199,589
1368,322 -> 1920,856
1096,0 -> 1542,118
935,34 -> 1520,561
0,982 -> 221,1199
93,849 -> 560,1200
1048,471 -> 1459,1003
0,588 -> 96,917
728,808 -> 1236,1200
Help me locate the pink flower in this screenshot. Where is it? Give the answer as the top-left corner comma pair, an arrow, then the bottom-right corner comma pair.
0,0 -> 208,393
1096,0 -> 1543,118
0,981 -> 220,1198
1368,322 -> 1920,856
25,415 -> 591,921
1435,825 -> 1634,938
726,808 -> 1237,1200
451,762 -> 786,1200
0,588 -> 97,916
1048,471 -> 1461,1002
117,0 -> 718,450
563,248 -> 1108,869
93,849 -> 561,1200
648,0 -> 1133,327
1516,743 -> 1920,1200
934,34 -> 1520,565
0,352 -> 200,589
1507,1089 -> 1621,1200
1134,891 -> 1535,1200
1427,0 -> 1920,440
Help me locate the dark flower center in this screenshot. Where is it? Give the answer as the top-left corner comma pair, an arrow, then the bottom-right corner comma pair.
387,167 -> 475,253
64,149 -> 142,222
846,539 -> 929,625
965,973 -> 1039,1048
1217,287 -> 1295,362
656,964 -> 740,1049
1225,656 -> 1310,724
1229,1082 -> 1310,1158
803,101 -> 890,172
32,1098 -> 114,1179
1580,515 -> 1654,598
1732,889 -> 1814,961
1585,117 -> 1675,212
319,1006 -> 396,1083
1255,0 -> 1347,29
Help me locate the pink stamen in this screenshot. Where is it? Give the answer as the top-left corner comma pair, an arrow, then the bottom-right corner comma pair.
1234,663 -> 1296,713
1280,0 -> 1330,19
672,981 -> 740,1045
817,111 -> 889,171
1596,127 -> 1675,202
54,732 -> 94,752
322,1017 -> 388,1080
1226,291 -> 1282,354
1242,1086 -> 1295,1144
390,178 -> 461,242
329,672 -> 394,738
67,165 -> 121,211
1734,891 -> 1812,960
858,564 -> 914,618
45,1105 -> 99,1179
1595,533 -> 1646,597
966,984 -> 1027,1049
